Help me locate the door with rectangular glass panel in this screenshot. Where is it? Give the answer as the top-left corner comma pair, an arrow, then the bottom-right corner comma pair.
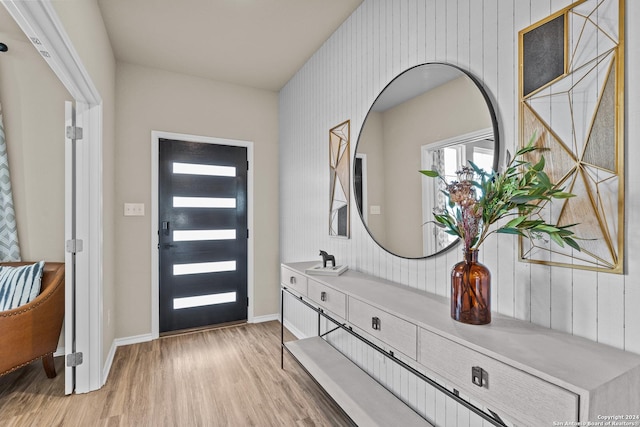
159,138 -> 247,333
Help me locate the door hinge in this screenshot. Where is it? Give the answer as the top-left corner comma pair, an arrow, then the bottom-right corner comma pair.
66,125 -> 84,140
247,297 -> 249,307
66,239 -> 84,254
247,229 -> 249,238
247,160 -> 249,170
66,352 -> 83,367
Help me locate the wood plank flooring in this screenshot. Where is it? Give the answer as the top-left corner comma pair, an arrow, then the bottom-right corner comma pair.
0,321 -> 353,426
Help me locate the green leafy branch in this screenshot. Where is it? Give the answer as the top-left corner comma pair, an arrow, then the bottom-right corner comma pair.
420,134 -> 581,252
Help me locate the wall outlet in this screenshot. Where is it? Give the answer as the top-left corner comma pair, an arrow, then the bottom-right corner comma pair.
124,203 -> 145,216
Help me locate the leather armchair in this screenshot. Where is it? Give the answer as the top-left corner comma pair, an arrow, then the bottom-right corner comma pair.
0,262 -> 65,378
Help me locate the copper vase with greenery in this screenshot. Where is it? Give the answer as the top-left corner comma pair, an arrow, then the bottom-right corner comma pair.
420,136 -> 581,325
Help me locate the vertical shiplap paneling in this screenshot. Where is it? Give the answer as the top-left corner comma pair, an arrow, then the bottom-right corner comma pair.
434,0 -> 447,61
598,274 -> 625,349
457,0 -> 470,69
572,268 -> 598,342
280,0 -> 640,424
445,0 -> 457,64
481,0 -> 500,321
512,1 -> 533,322
495,0 -> 517,318
626,0 -> 640,355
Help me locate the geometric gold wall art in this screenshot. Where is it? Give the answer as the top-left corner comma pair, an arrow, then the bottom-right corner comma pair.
518,0 -> 624,273
329,120 -> 350,238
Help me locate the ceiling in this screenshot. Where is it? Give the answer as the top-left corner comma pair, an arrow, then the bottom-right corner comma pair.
97,0 -> 363,92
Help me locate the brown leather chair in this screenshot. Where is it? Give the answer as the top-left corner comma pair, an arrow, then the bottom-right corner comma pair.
0,262 -> 65,378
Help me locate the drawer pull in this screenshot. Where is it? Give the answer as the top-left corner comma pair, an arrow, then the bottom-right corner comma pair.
320,291 -> 327,302
290,276 -> 296,285
371,316 -> 381,330
472,366 -> 486,387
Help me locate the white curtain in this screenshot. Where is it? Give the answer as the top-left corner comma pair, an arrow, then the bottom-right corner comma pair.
0,102 -> 21,261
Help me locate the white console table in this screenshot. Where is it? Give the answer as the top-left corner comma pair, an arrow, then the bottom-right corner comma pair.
280,261 -> 640,426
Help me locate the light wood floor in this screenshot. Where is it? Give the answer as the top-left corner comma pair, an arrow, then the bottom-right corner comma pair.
0,321 -> 353,426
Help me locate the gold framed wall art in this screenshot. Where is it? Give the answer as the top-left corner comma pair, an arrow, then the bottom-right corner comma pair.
329,120 -> 350,238
518,0 -> 624,273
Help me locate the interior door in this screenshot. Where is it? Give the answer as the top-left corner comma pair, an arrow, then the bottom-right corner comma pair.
158,138 -> 248,333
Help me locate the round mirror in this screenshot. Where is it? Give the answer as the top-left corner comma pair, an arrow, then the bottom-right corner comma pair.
354,63 -> 499,259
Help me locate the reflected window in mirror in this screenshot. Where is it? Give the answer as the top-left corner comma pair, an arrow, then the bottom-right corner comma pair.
421,129 -> 494,255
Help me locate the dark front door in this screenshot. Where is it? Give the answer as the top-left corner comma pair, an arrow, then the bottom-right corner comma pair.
159,138 -> 248,333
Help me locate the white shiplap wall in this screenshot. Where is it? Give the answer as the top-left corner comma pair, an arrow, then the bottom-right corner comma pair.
279,0 -> 639,424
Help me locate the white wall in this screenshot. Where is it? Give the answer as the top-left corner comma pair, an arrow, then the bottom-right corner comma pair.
280,3 -> 639,421
114,62 -> 280,339
280,0 -> 639,422
0,7 -> 70,263
280,0 -> 639,354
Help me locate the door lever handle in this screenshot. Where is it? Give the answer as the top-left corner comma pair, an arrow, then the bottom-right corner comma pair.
162,221 -> 170,236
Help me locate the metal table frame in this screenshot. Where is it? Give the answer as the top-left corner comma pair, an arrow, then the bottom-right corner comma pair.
280,286 -> 507,427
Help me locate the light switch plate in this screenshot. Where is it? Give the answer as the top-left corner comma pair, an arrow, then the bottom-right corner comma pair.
124,203 -> 145,216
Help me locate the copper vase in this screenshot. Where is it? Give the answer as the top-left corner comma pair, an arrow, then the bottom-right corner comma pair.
451,249 -> 491,325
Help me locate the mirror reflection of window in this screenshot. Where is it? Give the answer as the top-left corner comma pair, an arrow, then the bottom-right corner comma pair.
421,129 -> 494,256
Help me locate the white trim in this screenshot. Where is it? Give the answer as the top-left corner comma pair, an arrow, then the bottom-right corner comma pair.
64,101 -> 74,395
250,313 -> 280,323
54,346 -> 65,357
2,1 -> 104,394
114,333 -> 155,347
282,319 -> 308,340
102,333 -> 154,385
421,127 -> 494,152
151,131 -> 255,339
1,1 -> 100,103
102,340 -> 116,386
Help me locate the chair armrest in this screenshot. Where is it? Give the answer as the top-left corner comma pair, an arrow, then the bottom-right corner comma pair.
0,262 -> 65,376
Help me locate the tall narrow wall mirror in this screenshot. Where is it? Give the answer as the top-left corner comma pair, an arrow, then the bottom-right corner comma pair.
354,63 -> 500,258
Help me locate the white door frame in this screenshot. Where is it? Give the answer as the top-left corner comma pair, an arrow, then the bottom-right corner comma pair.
151,131 -> 255,339
2,0 -> 104,393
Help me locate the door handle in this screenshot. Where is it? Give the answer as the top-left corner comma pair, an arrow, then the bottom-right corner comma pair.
371,316 -> 381,330
472,366 -> 486,387
320,291 -> 327,302
162,221 -> 170,236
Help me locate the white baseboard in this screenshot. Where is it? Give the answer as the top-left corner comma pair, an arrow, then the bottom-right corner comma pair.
101,333 -> 154,386
102,340 -> 117,386
283,319 -> 308,340
114,333 -> 154,347
249,313 -> 279,323
54,346 -> 65,357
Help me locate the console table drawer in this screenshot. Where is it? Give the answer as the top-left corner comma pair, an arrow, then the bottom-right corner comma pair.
348,297 -> 417,360
281,266 -> 307,296
308,279 -> 346,318
418,328 -> 578,425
